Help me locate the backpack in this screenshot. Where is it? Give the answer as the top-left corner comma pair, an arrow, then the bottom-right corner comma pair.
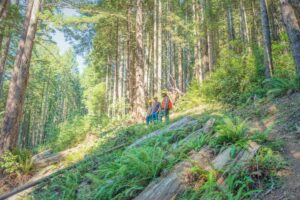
168,100 -> 173,110
162,97 -> 173,110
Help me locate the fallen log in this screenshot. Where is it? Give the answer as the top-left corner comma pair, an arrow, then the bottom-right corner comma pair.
211,142 -> 260,185
134,142 -> 260,200
34,142 -> 90,168
0,143 -> 128,200
129,117 -> 198,148
172,118 -> 215,149
32,150 -> 53,162
211,142 -> 260,171
134,148 -> 213,200
34,152 -> 66,168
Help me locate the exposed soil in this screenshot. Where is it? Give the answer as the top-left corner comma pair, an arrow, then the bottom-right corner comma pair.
237,93 -> 300,200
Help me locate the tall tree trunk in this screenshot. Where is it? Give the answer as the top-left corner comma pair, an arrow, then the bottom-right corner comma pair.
280,0 -> 300,78
105,62 -> 110,114
144,33 -> 149,98
0,37 -> 10,97
226,0 -> 235,42
115,19 -> 119,104
239,0 -> 249,43
178,46 -> 183,92
0,0 -> 8,21
201,0 -> 209,78
153,0 -> 157,93
134,0 -> 145,121
192,0 -> 203,83
157,0 -> 162,93
127,6 -> 135,114
112,62 -> 116,117
205,0 -> 215,72
0,0 -> 40,154
260,0 -> 273,78
251,0 -> 259,43
0,21 -> 11,98
269,1 -> 280,41
40,73 -> 50,144
120,34 -> 124,104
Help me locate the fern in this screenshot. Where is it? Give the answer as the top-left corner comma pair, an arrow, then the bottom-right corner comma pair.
215,117 -> 248,146
263,77 -> 299,98
93,147 -> 167,199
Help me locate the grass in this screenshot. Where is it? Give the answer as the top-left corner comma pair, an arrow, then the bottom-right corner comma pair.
23,96 -> 292,200
263,77 -> 300,98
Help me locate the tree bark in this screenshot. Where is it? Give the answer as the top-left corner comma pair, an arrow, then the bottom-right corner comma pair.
251,0 -> 259,43
0,0 -> 9,21
0,0 -> 40,154
260,0 -> 273,78
0,24 -> 11,98
280,0 -> 300,78
153,0 -> 157,93
134,0 -> 146,121
178,46 -> 183,92
157,0 -> 162,94
269,1 -> 280,41
239,0 -> 249,43
126,6 -> 134,114
115,19 -> 119,105
192,0 -> 203,83
227,0 -> 235,42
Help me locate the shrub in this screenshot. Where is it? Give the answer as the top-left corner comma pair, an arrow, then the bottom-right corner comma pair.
0,151 -> 20,174
89,147 -> 167,200
175,80 -> 202,111
201,48 -> 265,105
263,77 -> 299,98
0,149 -> 34,175
214,117 -> 248,146
53,116 -> 91,151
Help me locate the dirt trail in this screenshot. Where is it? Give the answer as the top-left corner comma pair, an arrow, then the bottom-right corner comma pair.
240,93 -> 300,200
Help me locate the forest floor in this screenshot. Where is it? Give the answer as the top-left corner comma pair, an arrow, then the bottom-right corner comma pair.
2,93 -> 300,199
241,93 -> 300,200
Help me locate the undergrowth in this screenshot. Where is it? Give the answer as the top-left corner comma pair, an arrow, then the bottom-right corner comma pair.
0,149 -> 34,175
21,87 -> 294,200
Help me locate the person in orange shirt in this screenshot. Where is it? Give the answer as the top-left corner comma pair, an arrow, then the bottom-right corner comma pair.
160,90 -> 172,123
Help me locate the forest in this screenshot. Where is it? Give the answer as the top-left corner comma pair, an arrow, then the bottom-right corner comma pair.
0,0 -> 300,199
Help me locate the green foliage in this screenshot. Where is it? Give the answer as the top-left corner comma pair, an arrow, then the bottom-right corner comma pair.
175,80 -> 202,111
180,170 -> 258,200
52,116 -> 91,151
12,149 -> 34,174
34,170 -> 81,200
272,38 -> 296,79
201,48 -> 266,105
252,148 -> 286,176
84,82 -> 108,125
0,149 -> 34,174
0,151 -> 20,174
263,77 -> 299,98
91,147 -> 167,199
214,117 -> 248,147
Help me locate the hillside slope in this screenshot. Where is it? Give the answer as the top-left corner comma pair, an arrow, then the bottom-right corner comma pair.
2,93 -> 300,200
238,93 -> 300,200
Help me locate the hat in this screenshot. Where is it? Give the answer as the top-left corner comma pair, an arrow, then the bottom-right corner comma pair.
161,89 -> 168,95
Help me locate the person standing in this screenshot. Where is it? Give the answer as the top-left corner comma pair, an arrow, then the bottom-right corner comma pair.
151,97 -> 161,122
160,90 -> 172,123
146,99 -> 153,125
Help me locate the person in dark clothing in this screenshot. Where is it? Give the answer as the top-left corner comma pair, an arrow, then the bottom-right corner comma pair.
146,97 -> 160,124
